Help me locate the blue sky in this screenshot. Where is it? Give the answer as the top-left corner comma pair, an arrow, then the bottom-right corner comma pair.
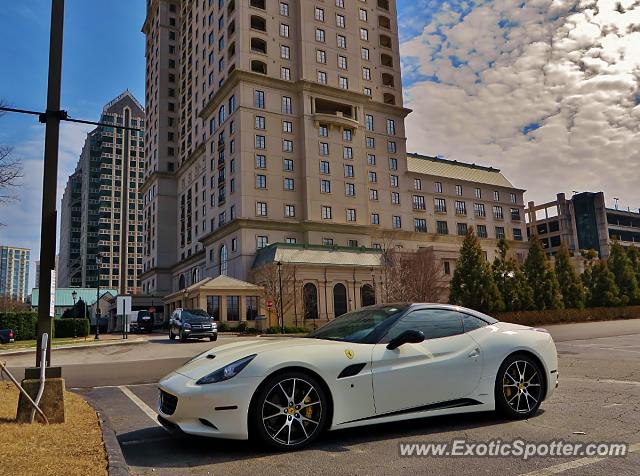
1,0 -> 639,292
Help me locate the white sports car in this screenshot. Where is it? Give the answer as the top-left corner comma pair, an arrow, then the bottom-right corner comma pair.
157,303 -> 558,450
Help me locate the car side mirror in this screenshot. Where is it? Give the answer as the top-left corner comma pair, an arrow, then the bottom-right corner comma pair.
386,330 -> 425,350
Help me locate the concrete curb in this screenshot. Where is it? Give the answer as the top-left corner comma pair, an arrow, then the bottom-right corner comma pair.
96,409 -> 129,476
0,338 -> 146,357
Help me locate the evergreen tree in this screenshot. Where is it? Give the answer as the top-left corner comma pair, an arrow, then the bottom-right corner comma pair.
449,227 -> 504,313
492,239 -> 533,311
626,246 -> 640,283
554,242 -> 585,309
607,241 -> 640,305
524,235 -> 563,310
583,261 -> 621,307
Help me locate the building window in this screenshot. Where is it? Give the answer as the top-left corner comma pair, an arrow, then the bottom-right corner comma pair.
284,178 -> 295,190
415,218 -> 427,232
475,187 -> 482,199
386,119 -> 396,135
513,228 -> 523,241
474,203 -> 486,217
256,202 -> 268,216
367,154 -> 376,165
219,245 -> 228,275
256,174 -> 267,188
391,192 -> 400,204
457,223 -> 468,236
333,283 -> 347,317
283,139 -> 293,152
365,114 -> 374,131
207,296 -> 220,320
255,155 -> 266,168
435,181 -> 443,193
339,76 -> 349,89
389,158 -> 398,170
344,164 -> 354,177
343,129 -> 352,141
257,235 -> 268,248
337,34 -> 346,48
316,49 -> 326,63
320,161 -> 330,174
346,208 -> 356,221
371,213 -> 380,224
255,135 -> 266,149
437,221 -> 449,235
511,208 -> 521,221
444,261 -> 451,275
414,178 -> 422,190
283,158 -> 294,171
392,215 -> 401,229
303,283 -> 319,319
455,200 -> 467,215
323,237 -> 334,246
321,205 -> 332,219
477,224 -> 488,238
510,192 -> 517,204
314,7 -> 325,21
316,28 -> 326,42
434,198 -> 447,213
321,179 -> 331,193
494,190 -> 500,201
413,195 -> 425,210
493,205 -> 504,219
455,185 -> 463,196
319,142 -> 329,155
281,96 -> 292,114
281,45 -> 290,59
285,204 -> 296,217
317,71 -> 327,84
255,115 -> 265,129
369,189 -> 378,200
226,296 -> 239,321
319,124 -> 329,137
368,171 -> 377,183
254,90 -> 265,108
495,227 -> 505,240
283,121 -> 293,133
246,296 -> 259,320
343,146 -> 353,159
361,284 -> 376,306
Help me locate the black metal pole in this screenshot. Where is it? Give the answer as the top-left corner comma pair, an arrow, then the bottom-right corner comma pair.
36,0 -> 65,368
277,262 -> 284,334
95,280 -> 100,340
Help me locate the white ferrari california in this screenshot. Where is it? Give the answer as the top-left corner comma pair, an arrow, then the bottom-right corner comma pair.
157,303 -> 558,450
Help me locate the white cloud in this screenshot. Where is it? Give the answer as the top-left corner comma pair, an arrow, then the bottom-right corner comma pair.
401,0 -> 640,209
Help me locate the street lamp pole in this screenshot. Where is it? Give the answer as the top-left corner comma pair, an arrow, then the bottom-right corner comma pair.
94,253 -> 102,340
35,0 -> 65,368
277,261 -> 284,334
71,290 -> 78,339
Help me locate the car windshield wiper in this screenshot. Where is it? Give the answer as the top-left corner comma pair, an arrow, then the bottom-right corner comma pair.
305,336 -> 345,341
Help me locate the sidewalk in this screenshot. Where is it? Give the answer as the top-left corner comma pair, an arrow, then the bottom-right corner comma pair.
0,333 -> 146,356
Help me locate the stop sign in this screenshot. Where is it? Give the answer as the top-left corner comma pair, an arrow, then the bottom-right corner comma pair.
266,299 -> 273,309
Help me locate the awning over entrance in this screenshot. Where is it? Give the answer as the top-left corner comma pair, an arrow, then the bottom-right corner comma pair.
252,243 -> 384,269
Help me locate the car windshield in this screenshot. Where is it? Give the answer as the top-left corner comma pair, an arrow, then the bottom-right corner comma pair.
308,304 -> 408,343
181,309 -> 210,322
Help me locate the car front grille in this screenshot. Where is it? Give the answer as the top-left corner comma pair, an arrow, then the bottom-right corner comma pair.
190,324 -> 212,330
159,390 -> 178,415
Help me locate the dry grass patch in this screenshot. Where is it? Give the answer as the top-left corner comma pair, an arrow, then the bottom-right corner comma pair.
0,381 -> 107,476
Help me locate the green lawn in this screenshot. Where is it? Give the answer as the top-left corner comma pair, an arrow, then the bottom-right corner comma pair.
0,337 -> 98,352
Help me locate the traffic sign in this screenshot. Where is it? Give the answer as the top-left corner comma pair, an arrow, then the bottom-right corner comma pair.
266,299 -> 273,309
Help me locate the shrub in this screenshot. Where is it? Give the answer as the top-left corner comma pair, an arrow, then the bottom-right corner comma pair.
236,321 -> 248,333
0,312 -> 38,341
493,305 -> 640,327
217,322 -> 229,332
53,319 -> 90,338
265,326 -> 310,334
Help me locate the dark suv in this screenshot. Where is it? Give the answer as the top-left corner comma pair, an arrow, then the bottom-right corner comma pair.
0,329 -> 15,344
169,309 -> 218,342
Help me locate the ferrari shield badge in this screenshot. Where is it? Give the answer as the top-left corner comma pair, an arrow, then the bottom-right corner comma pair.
344,349 -> 354,360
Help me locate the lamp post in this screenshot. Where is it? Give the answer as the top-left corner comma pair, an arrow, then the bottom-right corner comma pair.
71,290 -> 78,339
94,253 -> 102,340
276,261 -> 284,334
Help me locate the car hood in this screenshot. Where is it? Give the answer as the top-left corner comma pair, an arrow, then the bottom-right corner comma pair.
171,337 -> 339,380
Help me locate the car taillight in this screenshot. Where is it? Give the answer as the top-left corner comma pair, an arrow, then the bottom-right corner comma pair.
9,331 -> 14,338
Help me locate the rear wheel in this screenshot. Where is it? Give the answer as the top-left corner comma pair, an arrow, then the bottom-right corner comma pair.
495,354 -> 544,419
250,371 -> 328,450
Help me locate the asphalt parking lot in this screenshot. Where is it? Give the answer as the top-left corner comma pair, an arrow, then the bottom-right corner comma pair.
74,327 -> 640,476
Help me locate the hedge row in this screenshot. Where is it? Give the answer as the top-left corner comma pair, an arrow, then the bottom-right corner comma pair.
0,312 -> 89,340
493,305 -> 640,326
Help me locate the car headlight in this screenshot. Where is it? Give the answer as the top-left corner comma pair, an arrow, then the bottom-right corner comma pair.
196,354 -> 257,385
183,323 -> 191,329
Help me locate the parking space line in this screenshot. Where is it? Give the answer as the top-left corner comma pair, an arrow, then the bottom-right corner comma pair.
521,443 -> 640,475
118,385 -> 164,429
562,377 -> 640,387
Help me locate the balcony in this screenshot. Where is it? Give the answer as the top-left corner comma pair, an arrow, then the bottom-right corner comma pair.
312,98 -> 359,129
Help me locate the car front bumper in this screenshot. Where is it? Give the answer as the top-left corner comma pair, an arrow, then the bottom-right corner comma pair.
182,329 -> 217,338
157,370 -> 260,440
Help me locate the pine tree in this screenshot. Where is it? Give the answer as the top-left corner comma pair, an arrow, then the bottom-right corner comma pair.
524,235 -> 563,310
554,242 -> 585,309
449,227 -> 504,313
626,246 -> 640,283
608,241 -> 640,305
584,261 -> 621,307
492,239 -> 533,311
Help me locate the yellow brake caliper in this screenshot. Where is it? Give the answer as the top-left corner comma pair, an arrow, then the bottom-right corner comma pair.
504,377 -> 512,398
304,395 -> 313,418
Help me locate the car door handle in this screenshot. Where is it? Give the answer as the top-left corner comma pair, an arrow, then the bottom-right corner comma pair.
468,348 -> 480,358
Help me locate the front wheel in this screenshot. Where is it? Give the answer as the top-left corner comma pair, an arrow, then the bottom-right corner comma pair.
495,354 -> 544,419
179,331 -> 188,342
169,329 -> 175,340
250,371 -> 328,451
210,334 -> 217,342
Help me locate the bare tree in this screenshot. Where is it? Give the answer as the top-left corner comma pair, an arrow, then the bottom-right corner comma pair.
250,262 -> 295,328
0,295 -> 29,313
0,102 -> 23,213
383,248 -> 447,303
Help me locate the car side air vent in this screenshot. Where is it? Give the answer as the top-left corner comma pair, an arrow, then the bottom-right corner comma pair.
337,362 -> 367,379
206,354 -> 215,359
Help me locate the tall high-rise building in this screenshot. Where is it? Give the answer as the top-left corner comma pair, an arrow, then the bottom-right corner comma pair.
58,91 -> 145,294
0,246 -> 30,302
142,0 -> 527,317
